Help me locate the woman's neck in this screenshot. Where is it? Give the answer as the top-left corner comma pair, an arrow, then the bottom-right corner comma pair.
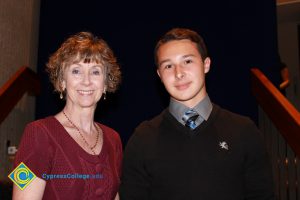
62,104 -> 97,135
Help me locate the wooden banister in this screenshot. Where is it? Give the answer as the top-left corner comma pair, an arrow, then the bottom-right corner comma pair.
0,66 -> 40,124
251,68 -> 300,156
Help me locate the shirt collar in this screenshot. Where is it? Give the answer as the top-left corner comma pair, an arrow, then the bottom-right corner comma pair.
169,95 -> 213,124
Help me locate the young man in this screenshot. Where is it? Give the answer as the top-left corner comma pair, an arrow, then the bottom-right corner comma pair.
120,28 -> 275,200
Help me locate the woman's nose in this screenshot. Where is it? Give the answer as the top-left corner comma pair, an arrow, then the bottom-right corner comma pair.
82,73 -> 91,85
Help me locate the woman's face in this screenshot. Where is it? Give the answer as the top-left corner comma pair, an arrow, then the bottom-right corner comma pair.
62,61 -> 106,109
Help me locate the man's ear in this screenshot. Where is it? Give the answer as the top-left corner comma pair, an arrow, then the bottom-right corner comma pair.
204,57 -> 211,74
156,69 -> 161,78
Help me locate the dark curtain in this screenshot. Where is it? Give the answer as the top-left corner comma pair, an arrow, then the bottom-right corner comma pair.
36,0 -> 281,145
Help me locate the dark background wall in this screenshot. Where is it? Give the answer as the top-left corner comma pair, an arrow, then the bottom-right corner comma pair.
36,0 -> 281,145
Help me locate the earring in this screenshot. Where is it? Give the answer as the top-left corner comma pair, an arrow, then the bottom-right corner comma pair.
60,81 -> 65,100
103,87 -> 107,100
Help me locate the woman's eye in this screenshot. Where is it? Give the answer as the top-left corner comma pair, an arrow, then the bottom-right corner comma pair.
92,70 -> 100,75
72,69 -> 80,74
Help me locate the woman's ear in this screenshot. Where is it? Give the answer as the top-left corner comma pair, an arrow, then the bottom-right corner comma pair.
61,80 -> 66,91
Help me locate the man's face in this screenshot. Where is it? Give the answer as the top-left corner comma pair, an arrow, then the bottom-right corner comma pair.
157,39 -> 211,108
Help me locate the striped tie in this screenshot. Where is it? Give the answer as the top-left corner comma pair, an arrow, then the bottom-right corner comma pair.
182,109 -> 199,129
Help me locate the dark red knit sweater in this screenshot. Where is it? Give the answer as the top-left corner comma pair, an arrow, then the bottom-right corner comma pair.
14,116 -> 122,200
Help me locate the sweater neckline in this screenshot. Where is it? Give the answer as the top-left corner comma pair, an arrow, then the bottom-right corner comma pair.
164,104 -> 220,137
49,116 -> 106,162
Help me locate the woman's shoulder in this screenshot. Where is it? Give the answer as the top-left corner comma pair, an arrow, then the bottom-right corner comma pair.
97,123 -> 121,143
23,116 -> 60,137
26,116 -> 55,126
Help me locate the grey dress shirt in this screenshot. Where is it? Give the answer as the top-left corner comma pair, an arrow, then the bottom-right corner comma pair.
168,95 -> 213,128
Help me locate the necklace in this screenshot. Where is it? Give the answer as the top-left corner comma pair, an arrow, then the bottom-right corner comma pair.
62,110 -> 100,155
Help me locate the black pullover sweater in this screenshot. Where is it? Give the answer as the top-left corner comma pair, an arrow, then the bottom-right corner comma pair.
120,104 -> 275,200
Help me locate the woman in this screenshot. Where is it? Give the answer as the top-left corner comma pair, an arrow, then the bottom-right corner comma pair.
13,32 -> 122,200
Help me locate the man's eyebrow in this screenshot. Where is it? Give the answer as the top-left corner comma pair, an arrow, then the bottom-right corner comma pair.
182,54 -> 196,58
158,59 -> 171,67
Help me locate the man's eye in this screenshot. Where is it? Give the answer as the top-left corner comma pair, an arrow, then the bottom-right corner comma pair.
184,59 -> 192,64
164,65 -> 172,69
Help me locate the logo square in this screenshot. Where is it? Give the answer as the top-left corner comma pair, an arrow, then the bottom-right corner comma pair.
8,162 -> 36,190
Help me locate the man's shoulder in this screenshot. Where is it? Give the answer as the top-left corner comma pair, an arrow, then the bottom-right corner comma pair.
214,104 -> 254,126
211,104 -> 260,137
130,109 -> 170,142
125,109 -> 168,148
135,109 -> 167,132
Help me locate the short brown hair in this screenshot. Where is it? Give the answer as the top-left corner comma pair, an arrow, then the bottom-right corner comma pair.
46,31 -> 121,93
154,28 -> 208,67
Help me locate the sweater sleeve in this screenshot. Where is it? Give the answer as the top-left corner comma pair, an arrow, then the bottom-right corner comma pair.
120,125 -> 150,200
115,133 -> 123,179
14,121 -> 53,179
242,120 -> 275,200
109,128 -> 123,179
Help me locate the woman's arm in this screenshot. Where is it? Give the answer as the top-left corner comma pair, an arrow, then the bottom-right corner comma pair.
13,177 -> 46,200
114,192 -> 120,200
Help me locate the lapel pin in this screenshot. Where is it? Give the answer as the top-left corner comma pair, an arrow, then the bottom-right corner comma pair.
219,141 -> 229,150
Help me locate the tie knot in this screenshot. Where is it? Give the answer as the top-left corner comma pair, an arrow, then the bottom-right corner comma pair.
182,109 -> 199,129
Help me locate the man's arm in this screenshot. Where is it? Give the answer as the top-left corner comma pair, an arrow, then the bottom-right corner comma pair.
243,121 -> 275,200
120,130 -> 150,200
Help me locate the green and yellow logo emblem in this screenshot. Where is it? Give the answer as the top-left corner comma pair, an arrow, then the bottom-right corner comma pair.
8,162 -> 36,190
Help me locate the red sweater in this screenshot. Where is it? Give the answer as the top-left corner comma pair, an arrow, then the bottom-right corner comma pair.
14,116 -> 122,200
